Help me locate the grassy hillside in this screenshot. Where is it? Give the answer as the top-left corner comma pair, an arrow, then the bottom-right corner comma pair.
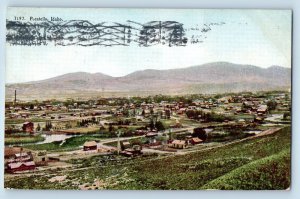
5,126 -> 291,190
201,148 -> 290,190
115,126 -> 291,190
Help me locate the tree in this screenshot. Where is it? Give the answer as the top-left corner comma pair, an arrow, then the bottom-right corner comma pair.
29,104 -> 34,110
159,111 -> 163,119
267,100 -> 277,111
122,109 -> 129,117
169,129 -> 175,140
149,119 -> 155,131
132,109 -> 136,116
65,123 -> 72,129
45,121 -> 53,131
109,123 -> 113,132
283,112 -> 291,120
99,126 -> 105,133
186,110 -> 201,119
165,109 -> 171,119
150,108 -> 154,115
36,124 -> 41,132
155,121 -> 165,131
192,127 -> 207,141
156,135 -> 167,142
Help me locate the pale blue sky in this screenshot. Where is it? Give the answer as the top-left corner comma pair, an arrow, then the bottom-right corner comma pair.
6,8 -> 291,83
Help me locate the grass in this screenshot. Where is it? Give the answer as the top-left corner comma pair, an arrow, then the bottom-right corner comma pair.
62,127 -> 101,134
201,148 -> 290,190
5,118 -> 46,124
104,136 -> 147,147
160,119 -> 174,128
5,134 -> 45,145
206,129 -> 255,142
115,126 -> 290,190
5,126 -> 291,190
234,114 -> 255,120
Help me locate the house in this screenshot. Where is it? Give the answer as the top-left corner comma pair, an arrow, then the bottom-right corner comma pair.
12,152 -> 33,162
218,96 -> 233,104
190,137 -> 203,145
254,117 -> 264,123
177,108 -> 186,114
121,141 -> 131,149
45,105 -> 53,110
8,113 -> 20,119
6,161 -> 36,173
257,105 -> 268,115
5,148 -> 33,166
145,132 -> 158,144
22,122 -> 34,133
83,141 -> 98,151
243,101 -> 255,108
170,140 -> 187,149
120,145 -> 142,157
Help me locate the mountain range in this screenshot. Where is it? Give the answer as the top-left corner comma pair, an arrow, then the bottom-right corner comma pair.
5,62 -> 291,100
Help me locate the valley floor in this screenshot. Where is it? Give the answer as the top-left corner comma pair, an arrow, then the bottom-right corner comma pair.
4,126 -> 291,190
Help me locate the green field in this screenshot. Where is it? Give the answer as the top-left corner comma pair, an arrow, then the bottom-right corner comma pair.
6,118 -> 46,124
5,126 -> 291,190
24,135 -> 104,152
5,134 -> 45,145
201,148 -> 290,190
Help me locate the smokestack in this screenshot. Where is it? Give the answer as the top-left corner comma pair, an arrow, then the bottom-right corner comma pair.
14,90 -> 17,105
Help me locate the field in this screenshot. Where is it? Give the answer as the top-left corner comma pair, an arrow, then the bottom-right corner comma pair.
4,126 -> 291,190
5,133 -> 45,145
24,135 -> 104,152
61,126 -> 101,134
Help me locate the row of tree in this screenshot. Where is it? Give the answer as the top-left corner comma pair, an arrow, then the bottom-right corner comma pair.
77,118 -> 97,127
186,109 -> 231,122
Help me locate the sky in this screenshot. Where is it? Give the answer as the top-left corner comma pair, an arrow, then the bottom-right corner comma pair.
6,8 -> 292,83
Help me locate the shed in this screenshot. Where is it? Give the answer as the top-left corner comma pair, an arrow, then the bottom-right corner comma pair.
190,137 -> 203,145
171,140 -> 187,149
83,141 -> 98,151
121,141 -> 131,149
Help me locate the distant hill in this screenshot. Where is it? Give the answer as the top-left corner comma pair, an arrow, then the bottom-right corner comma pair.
5,62 -> 291,100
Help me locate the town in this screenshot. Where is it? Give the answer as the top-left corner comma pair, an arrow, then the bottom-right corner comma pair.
4,90 -> 291,189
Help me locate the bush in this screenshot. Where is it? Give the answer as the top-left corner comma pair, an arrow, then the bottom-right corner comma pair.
192,128 -> 207,141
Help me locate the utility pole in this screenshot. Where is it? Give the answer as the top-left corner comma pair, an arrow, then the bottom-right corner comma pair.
14,89 -> 17,107
117,130 -> 122,155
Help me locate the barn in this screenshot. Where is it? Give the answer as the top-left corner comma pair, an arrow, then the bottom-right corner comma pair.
22,122 -> 34,133
170,140 -> 187,149
6,161 -> 36,173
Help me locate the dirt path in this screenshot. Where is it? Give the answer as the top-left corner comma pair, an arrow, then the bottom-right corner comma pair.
177,127 -> 282,155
